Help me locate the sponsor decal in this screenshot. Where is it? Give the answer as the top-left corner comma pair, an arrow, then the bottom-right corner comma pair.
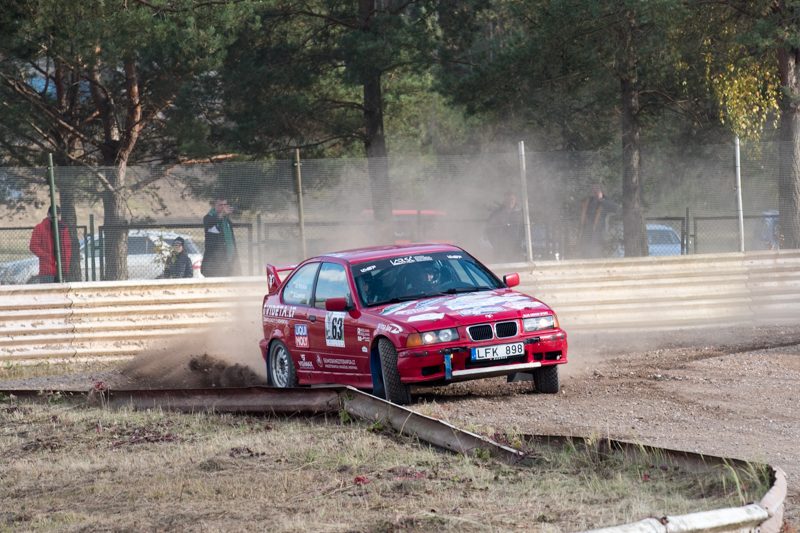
316,356 -> 358,370
388,254 -> 433,266
446,254 -> 462,259
445,293 -> 526,311
381,301 -> 416,315
357,328 -> 371,342
362,346 -> 368,353
298,354 -> 314,370
264,304 -> 297,319
268,273 -> 276,287
523,311 -> 551,318
506,301 -> 540,310
263,318 -> 289,327
360,265 -> 376,273
458,306 -> 506,317
294,324 -> 309,348
325,312 -> 346,347
413,297 -> 448,310
407,312 -> 445,323
376,323 -> 403,335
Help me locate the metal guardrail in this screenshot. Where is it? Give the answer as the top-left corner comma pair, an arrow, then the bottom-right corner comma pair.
1,250 -> 800,361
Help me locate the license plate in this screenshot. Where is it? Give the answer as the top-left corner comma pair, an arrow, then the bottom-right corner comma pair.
471,342 -> 525,361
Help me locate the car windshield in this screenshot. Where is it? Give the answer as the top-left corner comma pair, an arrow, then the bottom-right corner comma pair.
648,229 -> 679,245
352,251 -> 503,307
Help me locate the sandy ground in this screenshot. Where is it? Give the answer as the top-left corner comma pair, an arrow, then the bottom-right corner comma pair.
1,324 -> 798,526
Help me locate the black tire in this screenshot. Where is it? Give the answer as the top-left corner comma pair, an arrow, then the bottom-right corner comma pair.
533,365 -> 559,394
268,340 -> 297,388
377,338 -> 412,405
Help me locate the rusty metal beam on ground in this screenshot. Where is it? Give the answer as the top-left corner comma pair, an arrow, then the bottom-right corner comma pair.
103,386 -> 343,414
339,386 -> 526,464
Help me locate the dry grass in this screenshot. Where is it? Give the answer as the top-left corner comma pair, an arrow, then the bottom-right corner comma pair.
0,360 -> 124,383
0,390 -> 770,533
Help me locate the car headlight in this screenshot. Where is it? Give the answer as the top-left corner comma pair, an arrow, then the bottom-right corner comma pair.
406,328 -> 459,347
523,315 -> 557,331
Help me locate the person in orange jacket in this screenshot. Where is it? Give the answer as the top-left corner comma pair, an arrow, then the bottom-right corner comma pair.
29,205 -> 72,283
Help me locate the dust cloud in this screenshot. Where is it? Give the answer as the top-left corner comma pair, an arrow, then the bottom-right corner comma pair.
560,319 -> 800,378
122,298 -> 267,389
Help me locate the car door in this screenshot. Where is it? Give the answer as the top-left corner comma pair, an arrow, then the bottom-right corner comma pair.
311,262 -> 369,387
279,262 -> 322,382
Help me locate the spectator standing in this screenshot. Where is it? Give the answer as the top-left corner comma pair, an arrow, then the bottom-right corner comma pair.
29,205 -> 72,283
201,197 -> 239,277
577,184 -> 617,258
485,192 -> 524,262
162,237 -> 194,278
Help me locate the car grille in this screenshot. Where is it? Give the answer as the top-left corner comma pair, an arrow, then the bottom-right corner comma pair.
467,320 -> 519,341
467,324 -> 493,341
495,321 -> 518,338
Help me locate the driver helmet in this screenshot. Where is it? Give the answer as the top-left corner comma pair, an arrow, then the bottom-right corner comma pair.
408,262 -> 439,290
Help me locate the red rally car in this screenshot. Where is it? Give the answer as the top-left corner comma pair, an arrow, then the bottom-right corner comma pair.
259,243 -> 567,404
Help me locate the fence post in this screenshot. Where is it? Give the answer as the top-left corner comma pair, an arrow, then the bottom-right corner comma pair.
256,213 -> 263,273
47,154 -> 64,283
88,214 -> 97,281
293,149 -> 307,260
518,141 -> 534,263
683,207 -> 689,255
734,136 -> 745,252
246,223 -> 254,275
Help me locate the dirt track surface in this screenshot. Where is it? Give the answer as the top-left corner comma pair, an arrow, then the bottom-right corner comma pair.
418,324 -> 800,526
1,324 -> 798,526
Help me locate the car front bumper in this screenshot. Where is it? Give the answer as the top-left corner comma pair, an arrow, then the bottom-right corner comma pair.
396,330 -> 567,384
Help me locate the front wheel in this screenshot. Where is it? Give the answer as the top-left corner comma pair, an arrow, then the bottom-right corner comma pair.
377,338 -> 412,405
533,365 -> 559,394
268,340 -> 297,388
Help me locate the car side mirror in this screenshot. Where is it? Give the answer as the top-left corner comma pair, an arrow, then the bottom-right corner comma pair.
325,297 -> 348,312
503,273 -> 520,288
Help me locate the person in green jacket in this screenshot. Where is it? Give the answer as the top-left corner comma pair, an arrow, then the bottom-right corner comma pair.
201,198 -> 240,277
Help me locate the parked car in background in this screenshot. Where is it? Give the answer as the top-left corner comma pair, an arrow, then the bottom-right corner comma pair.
646,223 -> 682,256
0,230 -> 202,284
613,223 -> 682,257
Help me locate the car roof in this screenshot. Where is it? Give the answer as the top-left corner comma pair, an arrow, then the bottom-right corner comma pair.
646,223 -> 678,232
315,243 -> 463,264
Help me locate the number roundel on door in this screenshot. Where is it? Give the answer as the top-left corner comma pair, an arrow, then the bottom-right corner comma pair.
325,312 -> 346,347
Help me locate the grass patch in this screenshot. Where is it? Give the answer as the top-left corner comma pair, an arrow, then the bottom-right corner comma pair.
0,395 -> 771,532
0,360 -> 123,383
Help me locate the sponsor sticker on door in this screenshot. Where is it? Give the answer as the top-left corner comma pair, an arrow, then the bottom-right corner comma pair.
295,323 -> 309,348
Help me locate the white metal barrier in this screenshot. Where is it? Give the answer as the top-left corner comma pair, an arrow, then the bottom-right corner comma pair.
2,250 -> 800,362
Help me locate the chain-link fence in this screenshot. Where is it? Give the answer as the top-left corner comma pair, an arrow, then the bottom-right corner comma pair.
0,140 -> 788,284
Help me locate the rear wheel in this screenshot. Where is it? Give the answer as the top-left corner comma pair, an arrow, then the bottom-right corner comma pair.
268,340 -> 297,388
377,338 -> 411,405
533,365 -> 559,394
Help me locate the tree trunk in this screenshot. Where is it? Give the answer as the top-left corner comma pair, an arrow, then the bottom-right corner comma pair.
777,46 -> 800,249
101,164 -> 129,281
360,0 -> 393,240
619,12 -> 647,257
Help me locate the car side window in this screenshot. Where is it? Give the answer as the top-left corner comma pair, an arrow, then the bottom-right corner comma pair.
128,236 -> 150,255
282,263 -> 320,306
314,263 -> 351,309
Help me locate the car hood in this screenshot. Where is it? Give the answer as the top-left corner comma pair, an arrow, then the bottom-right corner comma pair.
0,257 -> 38,284
372,289 -> 552,329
